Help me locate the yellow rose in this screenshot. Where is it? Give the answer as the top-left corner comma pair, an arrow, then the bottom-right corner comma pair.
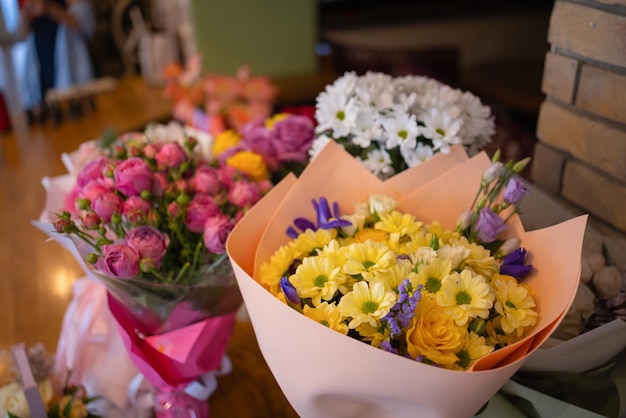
212,129 -> 242,156
406,296 -> 465,367
226,151 -> 269,181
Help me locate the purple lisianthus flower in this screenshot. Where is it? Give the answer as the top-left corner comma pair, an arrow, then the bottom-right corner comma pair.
475,207 -> 506,243
125,225 -> 169,265
114,157 -> 153,197
500,247 -> 533,279
503,176 -> 529,205
98,243 -> 141,279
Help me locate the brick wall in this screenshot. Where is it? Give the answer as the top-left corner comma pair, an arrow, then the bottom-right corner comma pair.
532,0 -> 626,233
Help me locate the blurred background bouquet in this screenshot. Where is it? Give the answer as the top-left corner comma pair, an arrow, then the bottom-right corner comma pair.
310,71 -> 495,179
0,344 -> 100,418
163,54 -> 277,136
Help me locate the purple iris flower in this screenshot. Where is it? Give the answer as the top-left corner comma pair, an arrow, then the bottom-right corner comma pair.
475,207 -> 506,243
503,177 -> 529,205
500,247 -> 533,279
280,276 -> 301,305
286,197 -> 352,238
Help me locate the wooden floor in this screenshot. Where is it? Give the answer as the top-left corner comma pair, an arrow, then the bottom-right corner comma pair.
0,75 -> 339,416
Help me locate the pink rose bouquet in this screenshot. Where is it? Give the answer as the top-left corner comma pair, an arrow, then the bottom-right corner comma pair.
34,122 -> 283,417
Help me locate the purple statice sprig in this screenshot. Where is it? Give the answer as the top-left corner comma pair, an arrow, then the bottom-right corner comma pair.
381,278 -> 422,339
286,197 -> 352,238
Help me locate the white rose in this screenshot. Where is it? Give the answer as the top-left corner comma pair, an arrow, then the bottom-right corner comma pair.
438,245 -> 470,270
368,194 -> 397,218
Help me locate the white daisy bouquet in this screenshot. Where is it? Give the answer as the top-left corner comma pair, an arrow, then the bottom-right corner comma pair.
310,71 -> 495,178
226,141 -> 588,417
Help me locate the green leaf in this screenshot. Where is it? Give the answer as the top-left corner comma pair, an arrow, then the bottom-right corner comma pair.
98,127 -> 118,149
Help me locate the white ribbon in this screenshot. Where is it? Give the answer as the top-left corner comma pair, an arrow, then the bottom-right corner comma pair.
128,354 -> 234,409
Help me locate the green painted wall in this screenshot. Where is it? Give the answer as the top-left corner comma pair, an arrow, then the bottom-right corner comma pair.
190,0 -> 318,77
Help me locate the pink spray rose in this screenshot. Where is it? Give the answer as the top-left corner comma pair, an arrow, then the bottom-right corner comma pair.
99,243 -> 141,279
155,142 -> 188,169
76,156 -> 108,187
125,225 -> 169,265
114,157 -> 153,196
189,165 -> 221,195
185,194 -> 219,233
122,196 -> 152,224
152,172 -> 168,198
91,189 -> 122,222
228,180 -> 261,208
203,214 -> 234,254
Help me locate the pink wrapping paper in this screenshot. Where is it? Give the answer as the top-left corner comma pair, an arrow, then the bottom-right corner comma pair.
107,294 -> 236,390
226,141 -> 588,418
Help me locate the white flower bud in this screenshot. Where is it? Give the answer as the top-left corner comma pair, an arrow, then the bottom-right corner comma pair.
340,213 -> 365,237
455,209 -> 473,230
482,162 -> 504,183
368,194 -> 397,217
496,237 -> 521,258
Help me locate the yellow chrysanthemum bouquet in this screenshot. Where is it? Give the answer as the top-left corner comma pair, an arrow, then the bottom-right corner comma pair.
226,141 -> 588,417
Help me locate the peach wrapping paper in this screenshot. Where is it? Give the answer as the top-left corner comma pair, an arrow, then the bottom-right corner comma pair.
226,142 -> 588,418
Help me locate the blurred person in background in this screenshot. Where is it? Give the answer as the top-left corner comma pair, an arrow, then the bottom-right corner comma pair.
20,0 -> 95,123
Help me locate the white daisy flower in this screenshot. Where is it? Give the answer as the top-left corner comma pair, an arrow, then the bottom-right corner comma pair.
400,142 -> 434,168
308,135 -> 335,160
420,108 -> 463,153
382,105 -> 419,150
359,148 -> 394,179
315,91 -> 359,138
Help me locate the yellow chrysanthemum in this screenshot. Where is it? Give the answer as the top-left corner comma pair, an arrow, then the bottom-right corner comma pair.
338,281 -> 397,328
426,221 -> 460,244
303,302 -> 349,335
492,274 -> 538,335
356,321 -> 391,347
292,228 -> 337,259
454,332 -> 495,370
410,257 -> 452,295
454,237 -> 499,279
437,244 -> 470,270
259,244 -> 299,293
436,270 -> 495,326
291,255 -> 346,306
342,240 -> 396,281
226,150 -> 269,181
265,113 -> 289,129
212,129 -> 241,156
406,296 -> 465,367
379,259 -> 412,292
486,316 -> 520,347
375,211 -> 423,253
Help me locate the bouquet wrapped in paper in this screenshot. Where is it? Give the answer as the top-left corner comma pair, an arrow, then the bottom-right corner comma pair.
226,141 -> 587,418
33,120 -> 314,417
